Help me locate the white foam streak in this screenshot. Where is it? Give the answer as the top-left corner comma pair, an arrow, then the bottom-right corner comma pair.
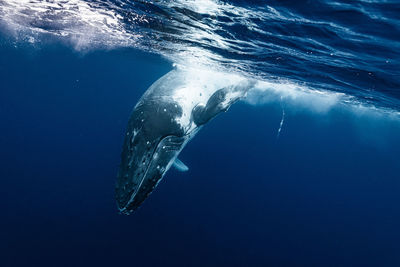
244,78 -> 400,121
0,0 -> 139,49
246,80 -> 345,113
277,103 -> 285,139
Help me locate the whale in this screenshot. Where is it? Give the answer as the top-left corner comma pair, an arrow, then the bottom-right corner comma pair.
115,68 -> 253,214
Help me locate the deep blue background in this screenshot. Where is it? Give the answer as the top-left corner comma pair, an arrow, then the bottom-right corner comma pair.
1,43 -> 400,267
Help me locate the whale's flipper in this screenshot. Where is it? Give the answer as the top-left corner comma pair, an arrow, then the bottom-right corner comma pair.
192,81 -> 253,126
173,158 -> 189,172
192,88 -> 238,125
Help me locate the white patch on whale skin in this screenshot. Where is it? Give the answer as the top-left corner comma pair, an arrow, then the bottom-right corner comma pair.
169,66 -> 248,131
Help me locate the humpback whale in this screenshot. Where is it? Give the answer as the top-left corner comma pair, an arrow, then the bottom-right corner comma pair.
116,68 -> 253,214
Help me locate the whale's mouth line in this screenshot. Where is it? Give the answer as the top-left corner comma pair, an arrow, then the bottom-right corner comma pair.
118,133 -> 184,214
118,138 -> 161,213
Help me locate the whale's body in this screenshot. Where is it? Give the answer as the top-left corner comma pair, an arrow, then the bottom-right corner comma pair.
116,68 -> 252,214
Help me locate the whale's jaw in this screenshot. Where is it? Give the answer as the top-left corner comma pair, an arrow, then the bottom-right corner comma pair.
115,92 -> 189,214
116,133 -> 188,214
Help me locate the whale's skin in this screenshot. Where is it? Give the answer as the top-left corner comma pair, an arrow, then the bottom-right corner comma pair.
115,68 -> 252,214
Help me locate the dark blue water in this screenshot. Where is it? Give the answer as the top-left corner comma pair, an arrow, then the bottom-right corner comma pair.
1,1 -> 400,266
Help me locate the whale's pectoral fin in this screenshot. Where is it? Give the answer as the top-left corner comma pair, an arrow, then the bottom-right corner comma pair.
173,158 -> 189,172
192,90 -> 225,126
192,83 -> 249,126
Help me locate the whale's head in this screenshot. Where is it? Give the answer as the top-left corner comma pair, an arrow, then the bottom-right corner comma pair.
115,99 -> 194,214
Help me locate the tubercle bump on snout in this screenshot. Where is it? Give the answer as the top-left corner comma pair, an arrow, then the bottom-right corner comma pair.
116,133 -> 187,214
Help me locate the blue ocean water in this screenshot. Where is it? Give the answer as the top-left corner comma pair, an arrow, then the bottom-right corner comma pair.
1,1 -> 400,266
